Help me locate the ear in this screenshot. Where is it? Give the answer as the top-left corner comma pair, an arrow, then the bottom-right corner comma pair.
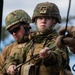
24,23 -> 31,30
27,23 -> 31,29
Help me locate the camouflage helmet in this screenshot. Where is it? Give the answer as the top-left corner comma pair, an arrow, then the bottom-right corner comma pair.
5,9 -> 31,30
32,2 -> 61,23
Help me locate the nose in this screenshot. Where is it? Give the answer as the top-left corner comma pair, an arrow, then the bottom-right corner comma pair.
41,17 -> 45,21
41,18 -> 46,23
41,18 -> 47,23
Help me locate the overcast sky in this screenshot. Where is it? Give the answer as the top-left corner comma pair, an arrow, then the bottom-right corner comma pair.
2,0 -> 75,25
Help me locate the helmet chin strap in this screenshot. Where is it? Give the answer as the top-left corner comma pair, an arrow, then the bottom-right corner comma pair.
23,23 -> 31,33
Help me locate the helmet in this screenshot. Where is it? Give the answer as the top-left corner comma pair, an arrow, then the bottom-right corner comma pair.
32,2 -> 61,23
5,9 -> 31,30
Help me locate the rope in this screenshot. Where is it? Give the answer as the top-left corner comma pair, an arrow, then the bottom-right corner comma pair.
64,0 -> 71,37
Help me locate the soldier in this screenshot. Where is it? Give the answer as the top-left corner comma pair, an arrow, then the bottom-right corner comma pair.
0,9 -> 31,75
2,2 -> 73,75
55,26 -> 75,54
29,2 -> 73,75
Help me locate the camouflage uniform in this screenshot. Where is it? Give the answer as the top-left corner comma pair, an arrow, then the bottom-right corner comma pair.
2,2 -> 73,75
25,31 -> 72,75
0,9 -> 31,75
3,30 -> 72,75
0,55 -> 3,75
25,2 -> 73,75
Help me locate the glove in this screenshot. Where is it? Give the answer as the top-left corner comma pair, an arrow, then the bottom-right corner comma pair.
59,26 -> 75,37
55,35 -> 75,54
55,26 -> 75,54
56,36 -> 75,47
55,35 -> 64,48
69,47 -> 75,54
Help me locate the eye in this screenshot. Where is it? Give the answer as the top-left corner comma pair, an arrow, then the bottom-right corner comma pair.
38,17 -> 43,19
8,26 -> 21,34
46,17 -> 52,20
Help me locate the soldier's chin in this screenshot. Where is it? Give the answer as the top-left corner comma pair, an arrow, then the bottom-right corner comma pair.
38,29 -> 46,33
16,37 -> 28,44
16,39 -> 23,44
16,40 -> 21,44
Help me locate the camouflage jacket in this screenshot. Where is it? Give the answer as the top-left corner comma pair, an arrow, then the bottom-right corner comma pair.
2,30 -> 71,75
0,41 -> 29,74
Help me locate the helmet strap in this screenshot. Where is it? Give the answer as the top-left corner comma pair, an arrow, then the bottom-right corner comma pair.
23,23 -> 31,33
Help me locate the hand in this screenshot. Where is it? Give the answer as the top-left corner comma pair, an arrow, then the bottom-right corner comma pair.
63,37 -> 75,47
55,35 -> 64,48
7,65 -> 17,75
55,35 -> 75,47
69,47 -> 75,54
55,26 -> 75,54
59,26 -> 75,37
63,37 -> 75,54
39,47 -> 51,58
57,26 -> 75,47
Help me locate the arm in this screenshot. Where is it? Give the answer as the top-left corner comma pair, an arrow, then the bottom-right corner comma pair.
2,43 -> 28,75
39,37 -> 69,71
0,55 -> 3,75
42,46 -> 68,70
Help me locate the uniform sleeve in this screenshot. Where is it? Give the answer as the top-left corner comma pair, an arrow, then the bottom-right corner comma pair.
43,46 -> 68,71
0,46 -> 11,74
0,66 -> 3,75
2,45 -> 27,74
0,55 -> 3,75
2,53 -> 20,73
0,45 -> 12,71
0,43 -> 17,74
0,43 -> 14,67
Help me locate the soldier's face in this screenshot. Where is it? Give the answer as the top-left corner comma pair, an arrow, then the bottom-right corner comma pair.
8,23 -> 26,41
36,16 -> 53,33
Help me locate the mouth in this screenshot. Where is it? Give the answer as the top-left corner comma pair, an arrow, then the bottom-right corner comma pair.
14,35 -> 19,39
41,25 -> 45,27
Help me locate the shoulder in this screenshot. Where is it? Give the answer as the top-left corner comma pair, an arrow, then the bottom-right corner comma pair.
4,42 -> 17,50
1,42 -> 17,56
